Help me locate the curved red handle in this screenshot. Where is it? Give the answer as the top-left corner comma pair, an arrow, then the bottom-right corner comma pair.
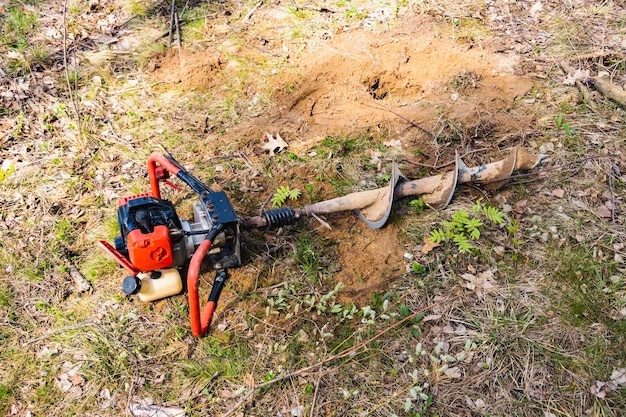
188,239 -> 215,337
147,153 -> 181,199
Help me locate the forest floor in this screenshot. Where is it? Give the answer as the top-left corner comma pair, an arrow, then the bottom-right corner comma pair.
1,0 -> 626,416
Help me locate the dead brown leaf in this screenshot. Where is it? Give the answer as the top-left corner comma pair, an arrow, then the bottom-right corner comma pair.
461,270 -> 497,299
421,235 -> 441,254
552,189 -> 565,198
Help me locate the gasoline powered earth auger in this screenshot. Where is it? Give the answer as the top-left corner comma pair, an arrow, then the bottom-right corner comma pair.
99,148 -> 545,337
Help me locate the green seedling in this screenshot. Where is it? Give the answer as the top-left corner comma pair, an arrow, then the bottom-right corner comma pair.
271,185 -> 301,208
430,202 -> 506,253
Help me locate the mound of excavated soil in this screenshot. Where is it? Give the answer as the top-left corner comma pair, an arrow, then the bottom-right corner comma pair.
152,16 -> 534,151
274,15 -> 533,145
150,15 -> 537,304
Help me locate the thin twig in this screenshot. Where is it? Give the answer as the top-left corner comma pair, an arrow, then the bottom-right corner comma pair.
309,362 -> 323,417
401,147 -> 488,170
243,0 -> 263,22
289,0 -> 336,13
62,0 -> 83,144
168,0 -> 176,47
609,162 -> 617,223
218,295 -> 462,417
259,193 -> 274,216
22,320 -> 94,346
311,212 -> 332,230
175,11 -> 183,74
361,99 -> 436,138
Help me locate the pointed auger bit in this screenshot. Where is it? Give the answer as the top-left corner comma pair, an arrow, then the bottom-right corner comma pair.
333,147 -> 545,227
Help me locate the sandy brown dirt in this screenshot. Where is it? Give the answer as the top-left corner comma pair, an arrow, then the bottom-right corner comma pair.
154,16 -> 534,150
153,48 -> 223,90
148,16 -> 537,303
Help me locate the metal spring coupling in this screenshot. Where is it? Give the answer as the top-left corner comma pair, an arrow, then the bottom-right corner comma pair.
262,207 -> 298,229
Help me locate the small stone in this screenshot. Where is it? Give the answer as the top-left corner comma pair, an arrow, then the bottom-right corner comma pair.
291,405 -> 303,417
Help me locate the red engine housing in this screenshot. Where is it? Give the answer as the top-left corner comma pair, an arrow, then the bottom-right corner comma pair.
126,225 -> 173,271
109,193 -> 184,273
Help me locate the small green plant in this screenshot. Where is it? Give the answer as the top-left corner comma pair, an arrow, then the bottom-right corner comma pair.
2,7 -> 37,46
411,262 -> 426,275
409,198 -> 425,214
345,6 -> 366,19
473,201 -> 505,224
429,202 -> 506,253
555,113 -> 572,135
271,185 -> 301,208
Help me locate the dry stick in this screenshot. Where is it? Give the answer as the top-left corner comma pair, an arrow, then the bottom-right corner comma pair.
308,362 -> 323,417
175,11 -> 182,73
22,320 -> 94,346
289,0 -> 336,13
401,147 -> 488,170
259,193 -> 274,216
62,0 -> 83,144
167,0 -> 176,47
243,0 -> 263,22
609,162 -> 617,223
586,76 -> 626,109
218,295 -> 462,417
561,60 -> 626,109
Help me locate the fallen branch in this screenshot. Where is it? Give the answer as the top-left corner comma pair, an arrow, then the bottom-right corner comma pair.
561,60 -> 626,109
62,0 -> 84,144
586,76 -> 626,109
289,0 -> 336,13
559,61 -> 596,110
168,0 -> 176,47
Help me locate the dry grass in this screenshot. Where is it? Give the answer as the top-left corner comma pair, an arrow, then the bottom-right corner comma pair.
1,0 -> 626,416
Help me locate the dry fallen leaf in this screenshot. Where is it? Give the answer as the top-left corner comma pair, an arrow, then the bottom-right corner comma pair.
262,132 -> 288,156
128,399 -> 186,417
421,235 -> 441,254
595,205 -> 612,219
444,367 -> 462,379
461,270 -> 497,299
70,266 -> 92,294
563,68 -> 590,86
551,189 -> 565,198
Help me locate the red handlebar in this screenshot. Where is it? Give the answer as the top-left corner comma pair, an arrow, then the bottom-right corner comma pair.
147,153 -> 181,199
187,239 -> 215,338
